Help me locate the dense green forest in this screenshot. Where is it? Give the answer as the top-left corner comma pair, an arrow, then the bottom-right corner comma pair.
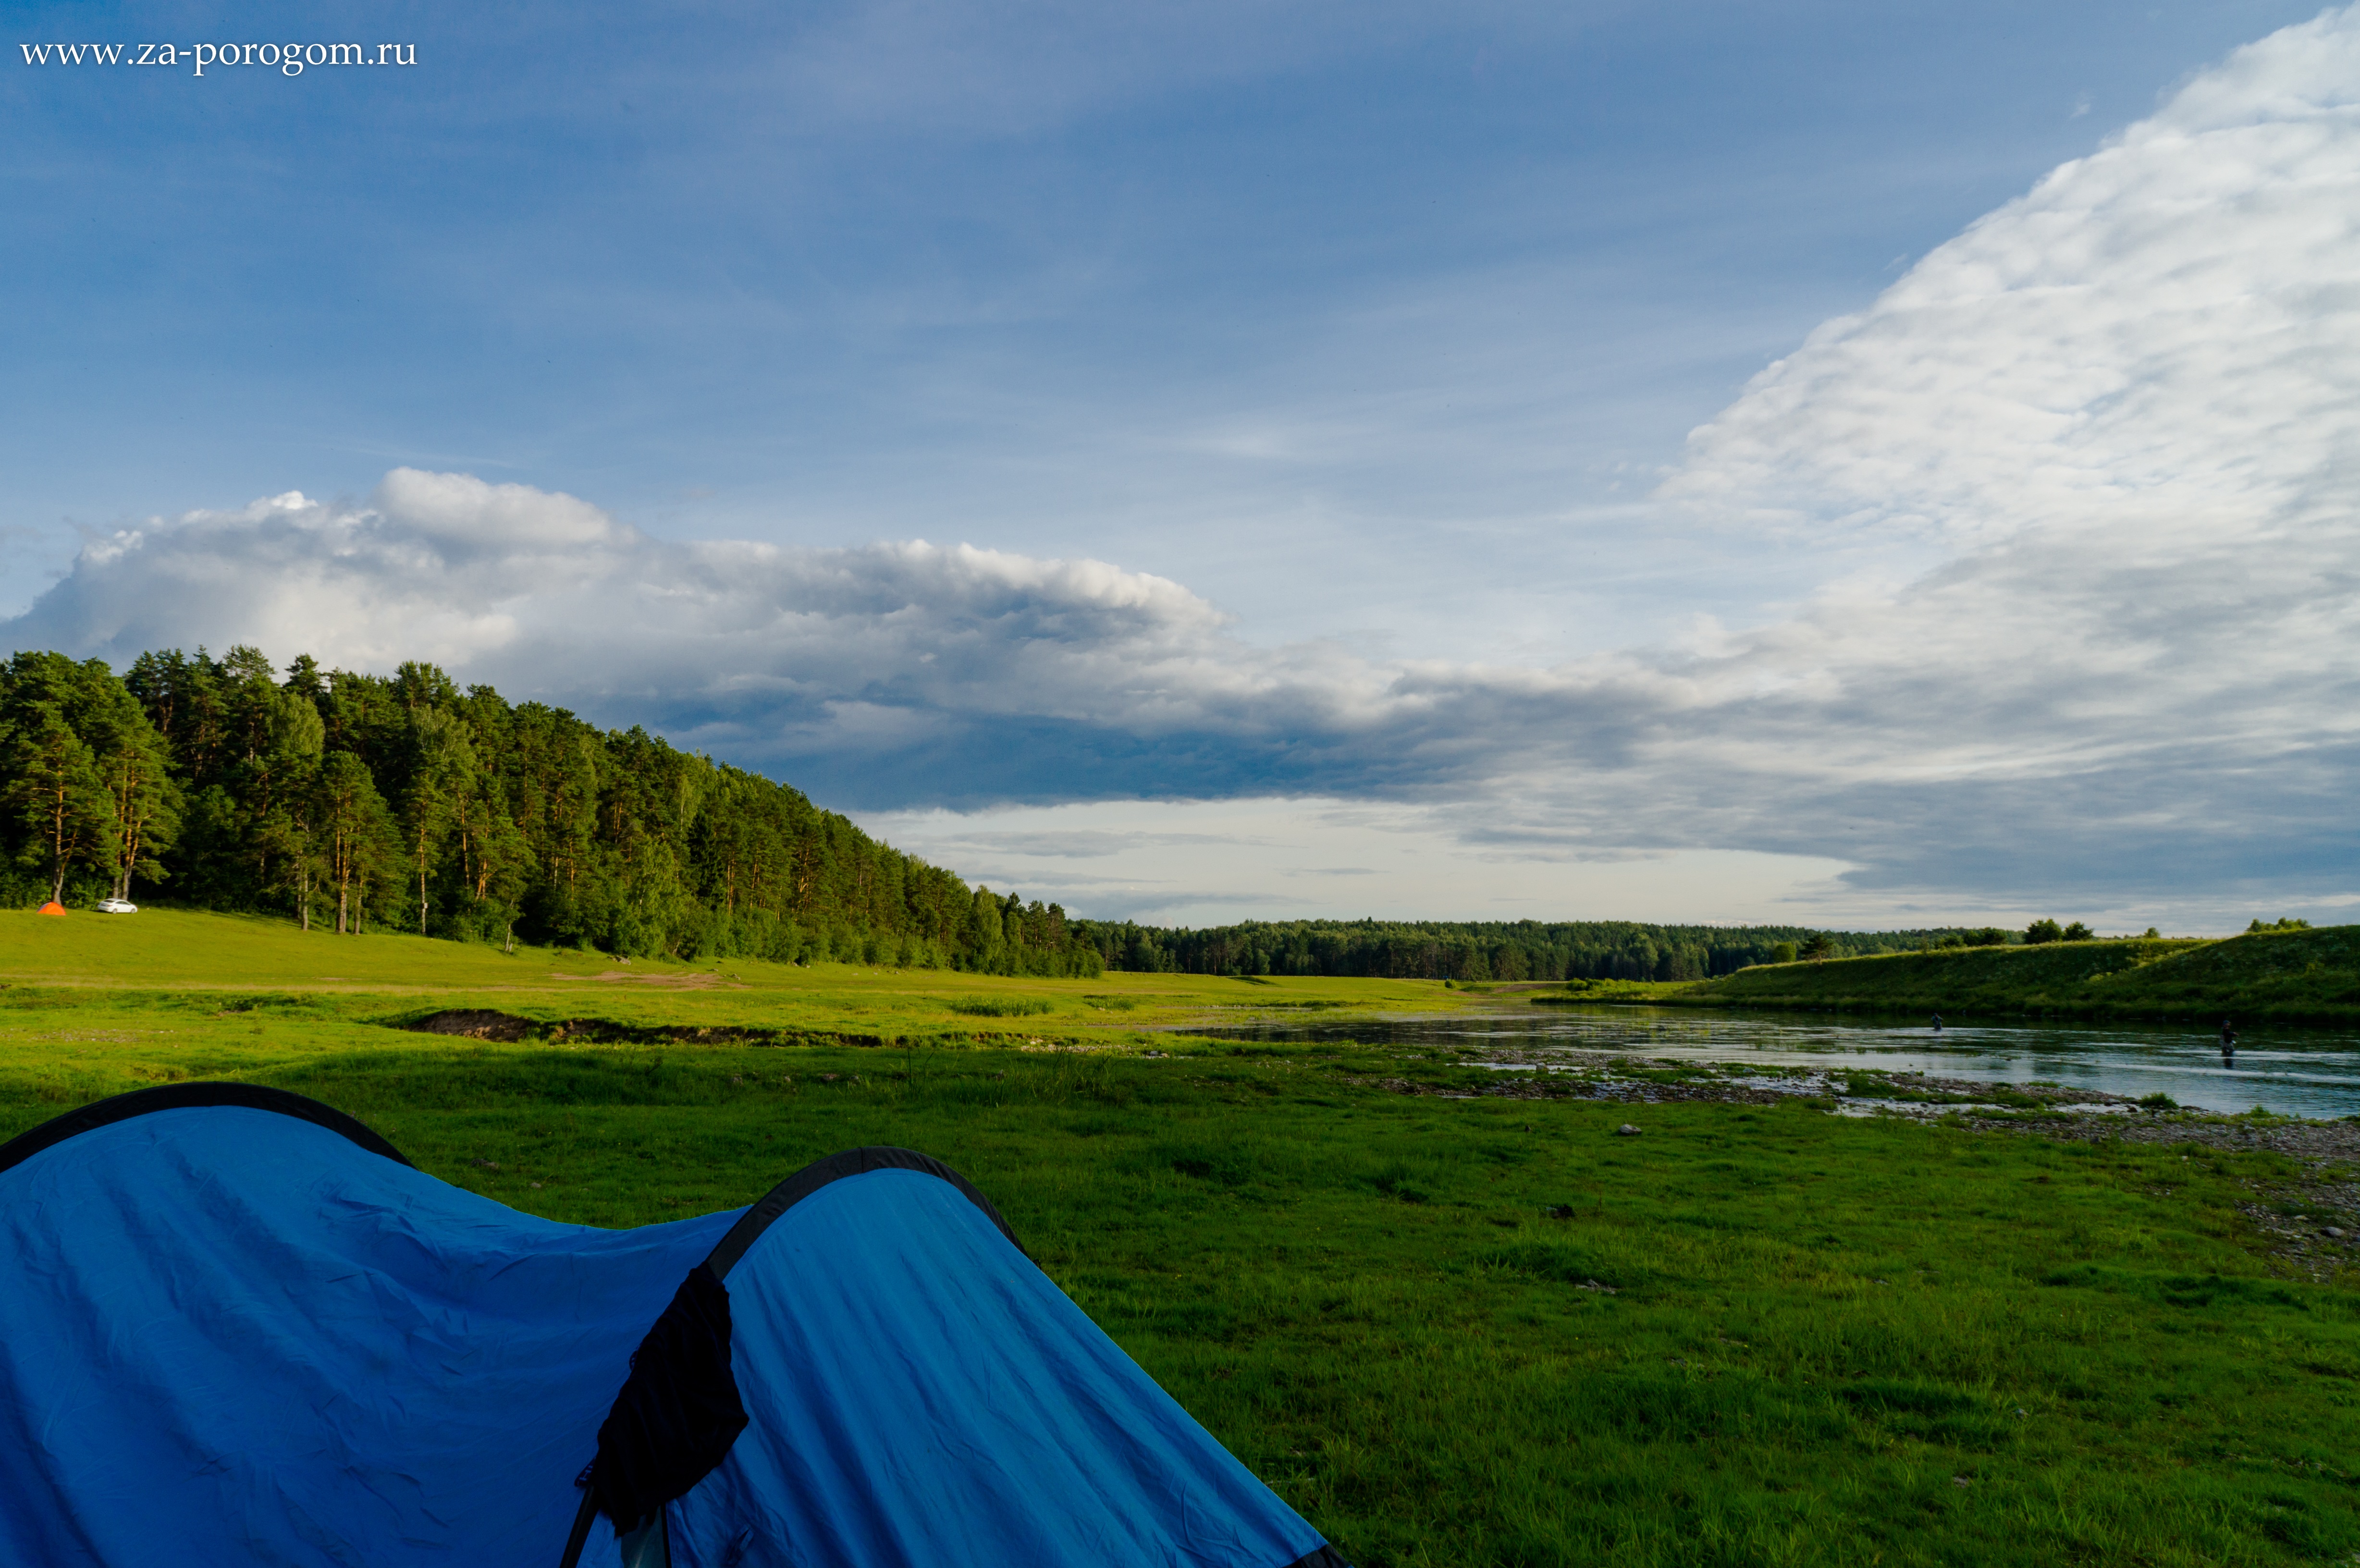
1072,918 -> 2001,982
0,648 -> 1099,975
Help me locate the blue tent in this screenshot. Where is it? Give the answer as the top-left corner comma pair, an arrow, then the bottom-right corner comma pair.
0,1083 -> 1348,1568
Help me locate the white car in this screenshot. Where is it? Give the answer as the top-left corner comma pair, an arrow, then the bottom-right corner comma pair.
94,899 -> 137,915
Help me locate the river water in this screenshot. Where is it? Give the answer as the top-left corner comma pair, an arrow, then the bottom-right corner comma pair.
1189,1005 -> 2360,1120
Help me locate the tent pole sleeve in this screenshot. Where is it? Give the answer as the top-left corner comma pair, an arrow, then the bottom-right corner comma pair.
703,1145 -> 1020,1278
557,1485 -> 599,1568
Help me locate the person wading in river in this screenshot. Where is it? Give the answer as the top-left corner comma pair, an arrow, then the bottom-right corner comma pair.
2220,1018 -> 2237,1060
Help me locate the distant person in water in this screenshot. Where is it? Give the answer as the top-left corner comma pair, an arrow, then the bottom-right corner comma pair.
1930,1014 -> 1943,1033
2220,1019 -> 2237,1058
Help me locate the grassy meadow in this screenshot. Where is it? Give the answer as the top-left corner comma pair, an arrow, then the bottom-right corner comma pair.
1647,926 -> 2360,1026
5,910 -> 2360,1565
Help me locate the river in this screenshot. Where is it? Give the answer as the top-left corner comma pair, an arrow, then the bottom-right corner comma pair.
1188,1004 -> 2360,1119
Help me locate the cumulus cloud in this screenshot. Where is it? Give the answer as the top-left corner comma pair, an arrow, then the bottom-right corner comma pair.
8,468 -> 1394,799
8,9 -> 2360,917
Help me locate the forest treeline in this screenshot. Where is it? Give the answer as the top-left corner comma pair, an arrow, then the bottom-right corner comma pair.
1071,918 -> 1982,982
0,648 -> 1100,975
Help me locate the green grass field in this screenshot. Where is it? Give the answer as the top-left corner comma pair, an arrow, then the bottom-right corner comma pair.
1662,926 -> 2360,1026
6,910 -> 2359,1565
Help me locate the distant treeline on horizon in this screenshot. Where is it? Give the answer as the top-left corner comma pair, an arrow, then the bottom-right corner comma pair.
1067,919 -> 1977,983
0,647 -> 1101,976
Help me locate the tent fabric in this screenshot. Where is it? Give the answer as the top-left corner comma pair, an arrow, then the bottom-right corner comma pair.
0,1085 -> 1347,1568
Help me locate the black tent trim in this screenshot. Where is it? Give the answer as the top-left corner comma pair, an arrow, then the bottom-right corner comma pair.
701,1144 -> 1022,1278
557,1148 -> 1024,1568
0,1082 -> 413,1176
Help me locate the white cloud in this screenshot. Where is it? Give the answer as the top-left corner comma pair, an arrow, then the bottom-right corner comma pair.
1665,8 -> 2360,552
8,467 -> 1375,765
7,9 -> 2360,925
1607,7 -> 2360,906
373,468 -> 628,556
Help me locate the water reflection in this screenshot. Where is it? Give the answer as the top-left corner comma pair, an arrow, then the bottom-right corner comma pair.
1188,1005 -> 2360,1120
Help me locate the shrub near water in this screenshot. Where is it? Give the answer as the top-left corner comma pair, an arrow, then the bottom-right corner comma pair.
945,996 -> 1055,1017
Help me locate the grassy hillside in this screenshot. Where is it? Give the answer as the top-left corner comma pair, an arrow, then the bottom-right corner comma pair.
1670,926 -> 2360,1024
0,906 -> 1462,1047
1,908 -> 2356,1564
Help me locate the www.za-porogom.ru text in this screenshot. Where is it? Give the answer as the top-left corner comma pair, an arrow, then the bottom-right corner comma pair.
19,42 -> 416,76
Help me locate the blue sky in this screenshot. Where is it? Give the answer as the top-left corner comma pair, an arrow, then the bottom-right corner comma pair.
4,1 -> 2353,930
3,0 -> 2309,606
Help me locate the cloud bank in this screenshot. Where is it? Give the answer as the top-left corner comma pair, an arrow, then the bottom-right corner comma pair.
9,9 -> 2360,916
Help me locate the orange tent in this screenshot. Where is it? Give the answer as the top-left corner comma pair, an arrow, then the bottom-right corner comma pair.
37,902 -> 65,917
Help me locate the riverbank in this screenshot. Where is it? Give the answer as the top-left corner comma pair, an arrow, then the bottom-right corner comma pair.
1391,1047 -> 2360,1264
1629,925 -> 2360,1025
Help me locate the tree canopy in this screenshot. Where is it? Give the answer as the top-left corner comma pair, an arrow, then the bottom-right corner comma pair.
0,647 -> 1098,975
1070,917 -> 1983,982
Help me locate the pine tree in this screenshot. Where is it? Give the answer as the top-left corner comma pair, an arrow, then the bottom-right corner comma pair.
81,676 -> 181,901
3,706 -> 116,904
313,751 -> 398,935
